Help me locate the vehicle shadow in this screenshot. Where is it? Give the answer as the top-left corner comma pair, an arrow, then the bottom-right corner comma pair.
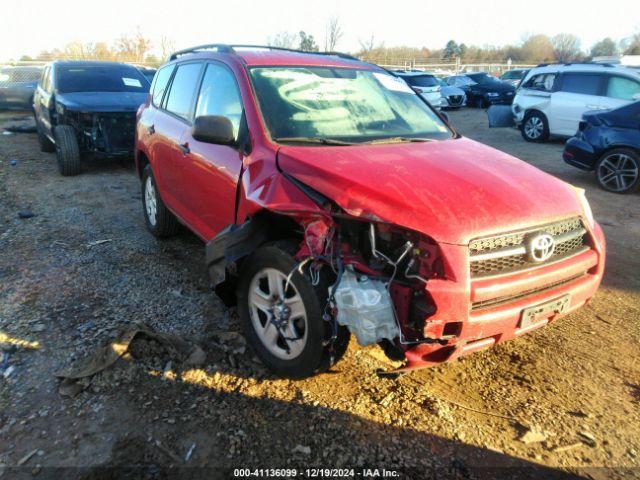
69,361 -> 587,480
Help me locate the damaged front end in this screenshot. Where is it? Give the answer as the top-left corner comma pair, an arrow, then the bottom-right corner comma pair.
206,173 -> 454,373
62,110 -> 137,156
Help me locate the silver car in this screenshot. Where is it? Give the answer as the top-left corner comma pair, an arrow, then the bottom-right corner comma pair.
394,71 -> 447,109
437,78 -> 466,108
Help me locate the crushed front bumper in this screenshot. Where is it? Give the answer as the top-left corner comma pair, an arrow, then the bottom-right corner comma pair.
397,221 -> 605,372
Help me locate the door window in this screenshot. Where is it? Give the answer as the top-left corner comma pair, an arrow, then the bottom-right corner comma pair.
561,73 -> 602,95
524,73 -> 556,92
164,62 -> 202,121
195,63 -> 243,139
605,76 -> 640,100
151,64 -> 175,106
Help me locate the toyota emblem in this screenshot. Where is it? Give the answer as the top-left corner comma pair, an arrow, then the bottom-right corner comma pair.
528,233 -> 555,262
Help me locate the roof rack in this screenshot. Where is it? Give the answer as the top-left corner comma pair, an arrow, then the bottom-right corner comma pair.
535,61 -> 615,68
168,44 -> 362,62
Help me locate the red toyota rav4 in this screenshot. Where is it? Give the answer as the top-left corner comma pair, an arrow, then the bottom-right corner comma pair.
135,45 -> 605,378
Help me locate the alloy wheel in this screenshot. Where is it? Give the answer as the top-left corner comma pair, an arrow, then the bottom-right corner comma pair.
524,116 -> 543,139
248,267 -> 308,360
597,153 -> 639,193
144,176 -> 158,226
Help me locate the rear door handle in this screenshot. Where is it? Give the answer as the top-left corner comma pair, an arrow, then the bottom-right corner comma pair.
147,124 -> 155,135
178,143 -> 190,155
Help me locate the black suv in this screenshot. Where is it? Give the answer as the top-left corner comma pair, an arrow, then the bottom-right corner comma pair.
446,72 -> 515,108
33,61 -> 150,176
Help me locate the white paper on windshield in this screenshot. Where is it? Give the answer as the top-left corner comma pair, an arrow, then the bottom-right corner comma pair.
373,72 -> 414,94
122,77 -> 142,87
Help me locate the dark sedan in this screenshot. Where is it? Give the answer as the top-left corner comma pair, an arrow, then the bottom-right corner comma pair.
445,72 -> 515,108
0,66 -> 42,110
563,101 -> 640,193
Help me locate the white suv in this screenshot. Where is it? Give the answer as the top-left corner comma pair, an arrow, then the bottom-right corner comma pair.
512,63 -> 640,142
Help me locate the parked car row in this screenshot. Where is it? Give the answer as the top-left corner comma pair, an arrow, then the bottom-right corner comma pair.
19,46 -> 609,378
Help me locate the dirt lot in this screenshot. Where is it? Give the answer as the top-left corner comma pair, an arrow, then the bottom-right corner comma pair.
0,108 -> 639,479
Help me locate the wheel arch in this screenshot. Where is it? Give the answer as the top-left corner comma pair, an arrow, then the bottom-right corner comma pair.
206,210 -> 305,306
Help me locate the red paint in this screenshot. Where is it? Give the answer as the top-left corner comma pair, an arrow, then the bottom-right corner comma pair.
135,48 -> 606,369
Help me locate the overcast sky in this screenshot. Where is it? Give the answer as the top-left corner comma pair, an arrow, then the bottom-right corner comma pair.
1,0 -> 638,59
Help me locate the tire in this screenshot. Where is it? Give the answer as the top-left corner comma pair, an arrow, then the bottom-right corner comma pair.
141,164 -> 179,237
596,148 -> 640,194
237,241 -> 349,378
36,120 -> 55,153
521,111 -> 549,142
53,125 -> 81,175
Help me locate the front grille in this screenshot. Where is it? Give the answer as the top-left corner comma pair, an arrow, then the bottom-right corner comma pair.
469,218 -> 589,278
95,113 -> 136,153
471,274 -> 585,310
448,95 -> 463,105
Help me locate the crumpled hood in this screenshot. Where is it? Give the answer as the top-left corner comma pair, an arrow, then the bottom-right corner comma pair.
57,92 -> 148,112
278,137 -> 583,245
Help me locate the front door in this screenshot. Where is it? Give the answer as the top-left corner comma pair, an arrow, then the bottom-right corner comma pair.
178,62 -> 245,241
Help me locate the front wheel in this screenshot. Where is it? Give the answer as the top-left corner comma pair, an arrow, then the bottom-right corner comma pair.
596,148 -> 640,193
237,242 -> 349,378
53,125 -> 81,175
521,112 -> 549,142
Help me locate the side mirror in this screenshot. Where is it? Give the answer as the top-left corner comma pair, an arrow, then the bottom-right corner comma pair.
192,115 -> 236,146
411,86 -> 424,94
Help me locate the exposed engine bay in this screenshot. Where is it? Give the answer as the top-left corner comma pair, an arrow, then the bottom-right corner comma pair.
207,208 -> 451,367
61,110 -> 137,156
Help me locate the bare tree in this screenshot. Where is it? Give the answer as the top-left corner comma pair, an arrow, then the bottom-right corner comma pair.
160,36 -> 176,60
358,35 -> 377,54
267,31 -> 297,49
552,33 -> 582,63
115,28 -> 153,63
324,16 -> 343,51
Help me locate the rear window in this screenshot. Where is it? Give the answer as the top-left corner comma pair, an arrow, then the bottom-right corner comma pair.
56,65 -> 150,93
164,62 -> 202,120
403,75 -> 439,88
151,65 -> 175,106
561,73 -> 602,95
605,75 -> 640,100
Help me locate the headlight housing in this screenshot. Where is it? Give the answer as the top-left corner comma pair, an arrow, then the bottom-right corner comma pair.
486,92 -> 500,97
575,187 -> 595,229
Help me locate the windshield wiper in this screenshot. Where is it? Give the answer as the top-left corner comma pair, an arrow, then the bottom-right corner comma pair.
361,137 -> 434,144
275,136 -> 355,146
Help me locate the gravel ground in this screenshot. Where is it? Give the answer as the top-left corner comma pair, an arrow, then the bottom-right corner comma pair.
0,109 -> 638,479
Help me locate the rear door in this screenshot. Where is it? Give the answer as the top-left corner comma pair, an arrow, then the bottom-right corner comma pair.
151,61 -> 203,218
178,61 -> 245,240
602,74 -> 640,110
550,72 -> 605,136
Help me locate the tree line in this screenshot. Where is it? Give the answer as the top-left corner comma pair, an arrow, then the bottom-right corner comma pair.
14,21 -> 640,66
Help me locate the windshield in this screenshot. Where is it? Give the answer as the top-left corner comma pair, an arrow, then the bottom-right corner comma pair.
56,65 -> 150,93
468,73 -> 498,85
402,74 -> 439,88
249,67 -> 452,144
448,76 -> 476,86
501,70 -> 525,80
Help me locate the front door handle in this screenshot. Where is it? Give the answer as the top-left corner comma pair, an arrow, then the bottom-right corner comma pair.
178,142 -> 190,155
585,104 -> 599,109
147,124 -> 155,135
